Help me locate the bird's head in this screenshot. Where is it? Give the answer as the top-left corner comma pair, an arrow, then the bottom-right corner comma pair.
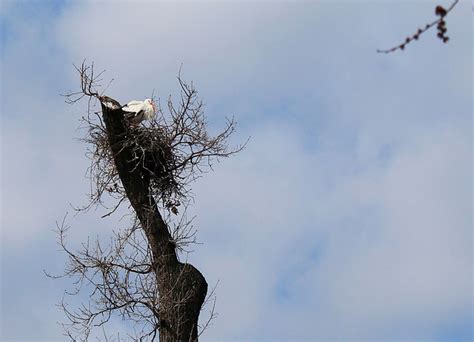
145,98 -> 156,112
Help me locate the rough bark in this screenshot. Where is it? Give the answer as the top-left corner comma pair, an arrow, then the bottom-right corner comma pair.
100,98 -> 208,341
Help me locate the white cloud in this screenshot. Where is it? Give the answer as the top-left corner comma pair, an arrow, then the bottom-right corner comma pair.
189,118 -> 471,340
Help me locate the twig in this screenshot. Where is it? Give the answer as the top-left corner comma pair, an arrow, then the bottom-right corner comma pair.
377,0 -> 459,53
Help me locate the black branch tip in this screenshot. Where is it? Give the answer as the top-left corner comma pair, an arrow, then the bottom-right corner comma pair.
435,5 -> 447,17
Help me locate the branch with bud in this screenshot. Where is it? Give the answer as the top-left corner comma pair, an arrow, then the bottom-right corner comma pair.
377,0 -> 459,54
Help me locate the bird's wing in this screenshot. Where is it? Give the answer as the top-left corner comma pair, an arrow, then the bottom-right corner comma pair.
122,106 -> 135,113
126,100 -> 143,106
127,110 -> 145,124
123,101 -> 145,113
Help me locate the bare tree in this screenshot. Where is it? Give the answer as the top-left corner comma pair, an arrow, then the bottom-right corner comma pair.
49,62 -> 245,341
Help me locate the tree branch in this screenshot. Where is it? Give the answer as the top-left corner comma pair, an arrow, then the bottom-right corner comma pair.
377,0 -> 459,53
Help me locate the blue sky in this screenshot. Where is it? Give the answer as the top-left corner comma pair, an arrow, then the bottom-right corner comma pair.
0,0 -> 472,340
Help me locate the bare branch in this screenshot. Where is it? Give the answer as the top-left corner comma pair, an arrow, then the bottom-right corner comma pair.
377,0 -> 459,54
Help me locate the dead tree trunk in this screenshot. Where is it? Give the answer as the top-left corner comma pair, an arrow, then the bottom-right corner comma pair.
100,98 -> 208,341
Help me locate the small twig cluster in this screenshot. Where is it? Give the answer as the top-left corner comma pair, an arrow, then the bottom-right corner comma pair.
377,0 -> 458,53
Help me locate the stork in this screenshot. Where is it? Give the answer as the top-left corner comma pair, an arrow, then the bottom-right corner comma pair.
122,98 -> 156,125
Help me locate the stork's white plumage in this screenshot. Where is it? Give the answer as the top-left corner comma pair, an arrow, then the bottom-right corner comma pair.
122,98 -> 156,125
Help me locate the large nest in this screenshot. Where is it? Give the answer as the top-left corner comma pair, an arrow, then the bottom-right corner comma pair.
127,124 -> 181,209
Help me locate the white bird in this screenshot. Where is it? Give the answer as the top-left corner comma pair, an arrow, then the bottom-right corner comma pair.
122,98 -> 156,125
